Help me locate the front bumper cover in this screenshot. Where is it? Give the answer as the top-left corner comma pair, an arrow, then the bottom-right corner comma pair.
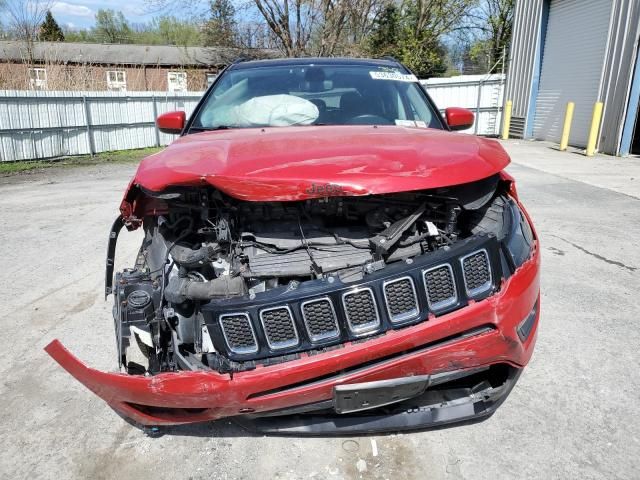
45,242 -> 539,433
235,365 -> 522,435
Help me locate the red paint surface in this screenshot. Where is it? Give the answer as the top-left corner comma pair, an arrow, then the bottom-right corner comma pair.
445,107 -> 475,130
45,238 -> 540,426
128,125 -> 510,202
156,111 -> 185,135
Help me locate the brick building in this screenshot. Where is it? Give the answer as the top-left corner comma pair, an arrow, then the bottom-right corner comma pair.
0,41 -> 274,92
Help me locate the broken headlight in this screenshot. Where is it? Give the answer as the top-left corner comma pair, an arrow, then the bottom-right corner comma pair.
504,199 -> 535,269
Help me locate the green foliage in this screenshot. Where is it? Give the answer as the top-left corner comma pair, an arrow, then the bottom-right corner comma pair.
368,5 -> 400,57
367,1 -> 449,78
398,34 -> 447,78
132,16 -> 202,46
485,0 -> 514,71
0,147 -> 161,175
64,11 -> 202,47
467,39 -> 490,69
94,9 -> 132,43
40,10 -> 64,42
203,0 -> 237,47
463,0 -> 514,73
63,29 -> 95,43
154,17 -> 201,46
69,13 -> 203,48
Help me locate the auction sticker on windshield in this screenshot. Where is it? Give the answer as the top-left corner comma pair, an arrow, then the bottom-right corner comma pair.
370,71 -> 418,82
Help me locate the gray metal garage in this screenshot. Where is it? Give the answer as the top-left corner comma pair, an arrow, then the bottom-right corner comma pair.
504,0 -> 640,156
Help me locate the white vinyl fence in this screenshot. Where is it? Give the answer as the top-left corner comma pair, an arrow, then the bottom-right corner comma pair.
0,90 -> 203,162
422,74 -> 505,136
0,74 -> 505,162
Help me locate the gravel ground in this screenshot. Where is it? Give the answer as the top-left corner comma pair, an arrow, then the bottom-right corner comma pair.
0,141 -> 638,479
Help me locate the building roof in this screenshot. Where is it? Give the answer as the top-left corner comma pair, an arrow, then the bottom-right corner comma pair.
0,41 -> 277,67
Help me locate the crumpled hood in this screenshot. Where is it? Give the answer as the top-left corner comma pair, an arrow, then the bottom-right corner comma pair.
131,125 -> 510,201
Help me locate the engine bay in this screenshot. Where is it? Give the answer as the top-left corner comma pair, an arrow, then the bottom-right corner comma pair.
110,174 -> 519,375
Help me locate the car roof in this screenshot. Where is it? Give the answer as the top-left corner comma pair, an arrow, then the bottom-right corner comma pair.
229,57 -> 405,70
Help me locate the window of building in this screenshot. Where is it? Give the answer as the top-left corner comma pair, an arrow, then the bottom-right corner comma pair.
28,68 -> 47,90
206,73 -> 217,87
168,71 -> 187,92
106,70 -> 127,91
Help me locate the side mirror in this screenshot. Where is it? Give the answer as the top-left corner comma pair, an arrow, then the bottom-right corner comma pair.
156,111 -> 186,135
445,107 -> 475,131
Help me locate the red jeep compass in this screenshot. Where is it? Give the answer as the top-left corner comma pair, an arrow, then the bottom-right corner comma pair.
46,57 -> 540,435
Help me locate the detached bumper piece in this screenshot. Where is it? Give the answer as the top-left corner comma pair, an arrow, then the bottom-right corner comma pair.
235,364 -> 521,435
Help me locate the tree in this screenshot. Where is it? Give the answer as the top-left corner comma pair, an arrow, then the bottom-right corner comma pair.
368,4 -> 400,57
251,0 -> 377,57
343,0 -> 385,48
203,0 -> 237,47
313,0 -> 354,56
40,10 -> 64,41
62,28 -> 96,43
250,0 -> 315,56
94,9 -> 132,44
399,35 -> 447,77
467,0 -> 514,72
4,0 -> 53,66
144,0 -> 382,56
367,0 -> 472,77
143,0 -> 473,62
131,17 -> 202,46
155,17 -> 201,46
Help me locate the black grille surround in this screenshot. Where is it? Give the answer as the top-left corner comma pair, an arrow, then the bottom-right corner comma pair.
202,234 -> 503,362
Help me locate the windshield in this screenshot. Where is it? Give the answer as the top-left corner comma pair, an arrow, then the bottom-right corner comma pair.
190,63 -> 444,131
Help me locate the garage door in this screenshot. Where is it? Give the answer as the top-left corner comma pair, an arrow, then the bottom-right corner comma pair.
533,0 -> 612,146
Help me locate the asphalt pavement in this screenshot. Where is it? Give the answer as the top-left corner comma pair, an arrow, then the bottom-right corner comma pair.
0,140 -> 638,479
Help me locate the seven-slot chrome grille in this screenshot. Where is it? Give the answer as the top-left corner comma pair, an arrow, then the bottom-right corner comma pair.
209,240 -> 499,361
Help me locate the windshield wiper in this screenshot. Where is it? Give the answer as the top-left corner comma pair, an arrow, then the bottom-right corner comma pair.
189,125 -> 234,132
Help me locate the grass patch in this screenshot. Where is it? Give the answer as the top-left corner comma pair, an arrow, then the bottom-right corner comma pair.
0,147 -> 162,175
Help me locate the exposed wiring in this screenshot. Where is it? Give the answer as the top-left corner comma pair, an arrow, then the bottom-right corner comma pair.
297,212 -> 322,275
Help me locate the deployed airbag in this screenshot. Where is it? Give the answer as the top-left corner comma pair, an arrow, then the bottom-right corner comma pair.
226,94 -> 319,127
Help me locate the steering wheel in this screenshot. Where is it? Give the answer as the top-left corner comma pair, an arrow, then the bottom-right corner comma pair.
345,114 -> 394,125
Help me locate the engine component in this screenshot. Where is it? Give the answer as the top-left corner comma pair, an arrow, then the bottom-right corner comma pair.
164,275 -> 247,303
113,270 -> 157,371
243,243 -> 373,277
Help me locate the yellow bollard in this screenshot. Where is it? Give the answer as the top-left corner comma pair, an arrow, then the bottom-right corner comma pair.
559,102 -> 575,151
585,101 -> 604,156
502,100 -> 513,140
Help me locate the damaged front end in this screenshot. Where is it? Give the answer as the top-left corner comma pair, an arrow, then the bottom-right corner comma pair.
47,172 -> 540,434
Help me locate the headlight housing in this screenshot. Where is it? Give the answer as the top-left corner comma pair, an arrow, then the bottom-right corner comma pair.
503,198 -> 535,270
468,194 -> 535,274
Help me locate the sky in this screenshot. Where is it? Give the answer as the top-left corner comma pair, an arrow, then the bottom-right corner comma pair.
49,0 -> 166,29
